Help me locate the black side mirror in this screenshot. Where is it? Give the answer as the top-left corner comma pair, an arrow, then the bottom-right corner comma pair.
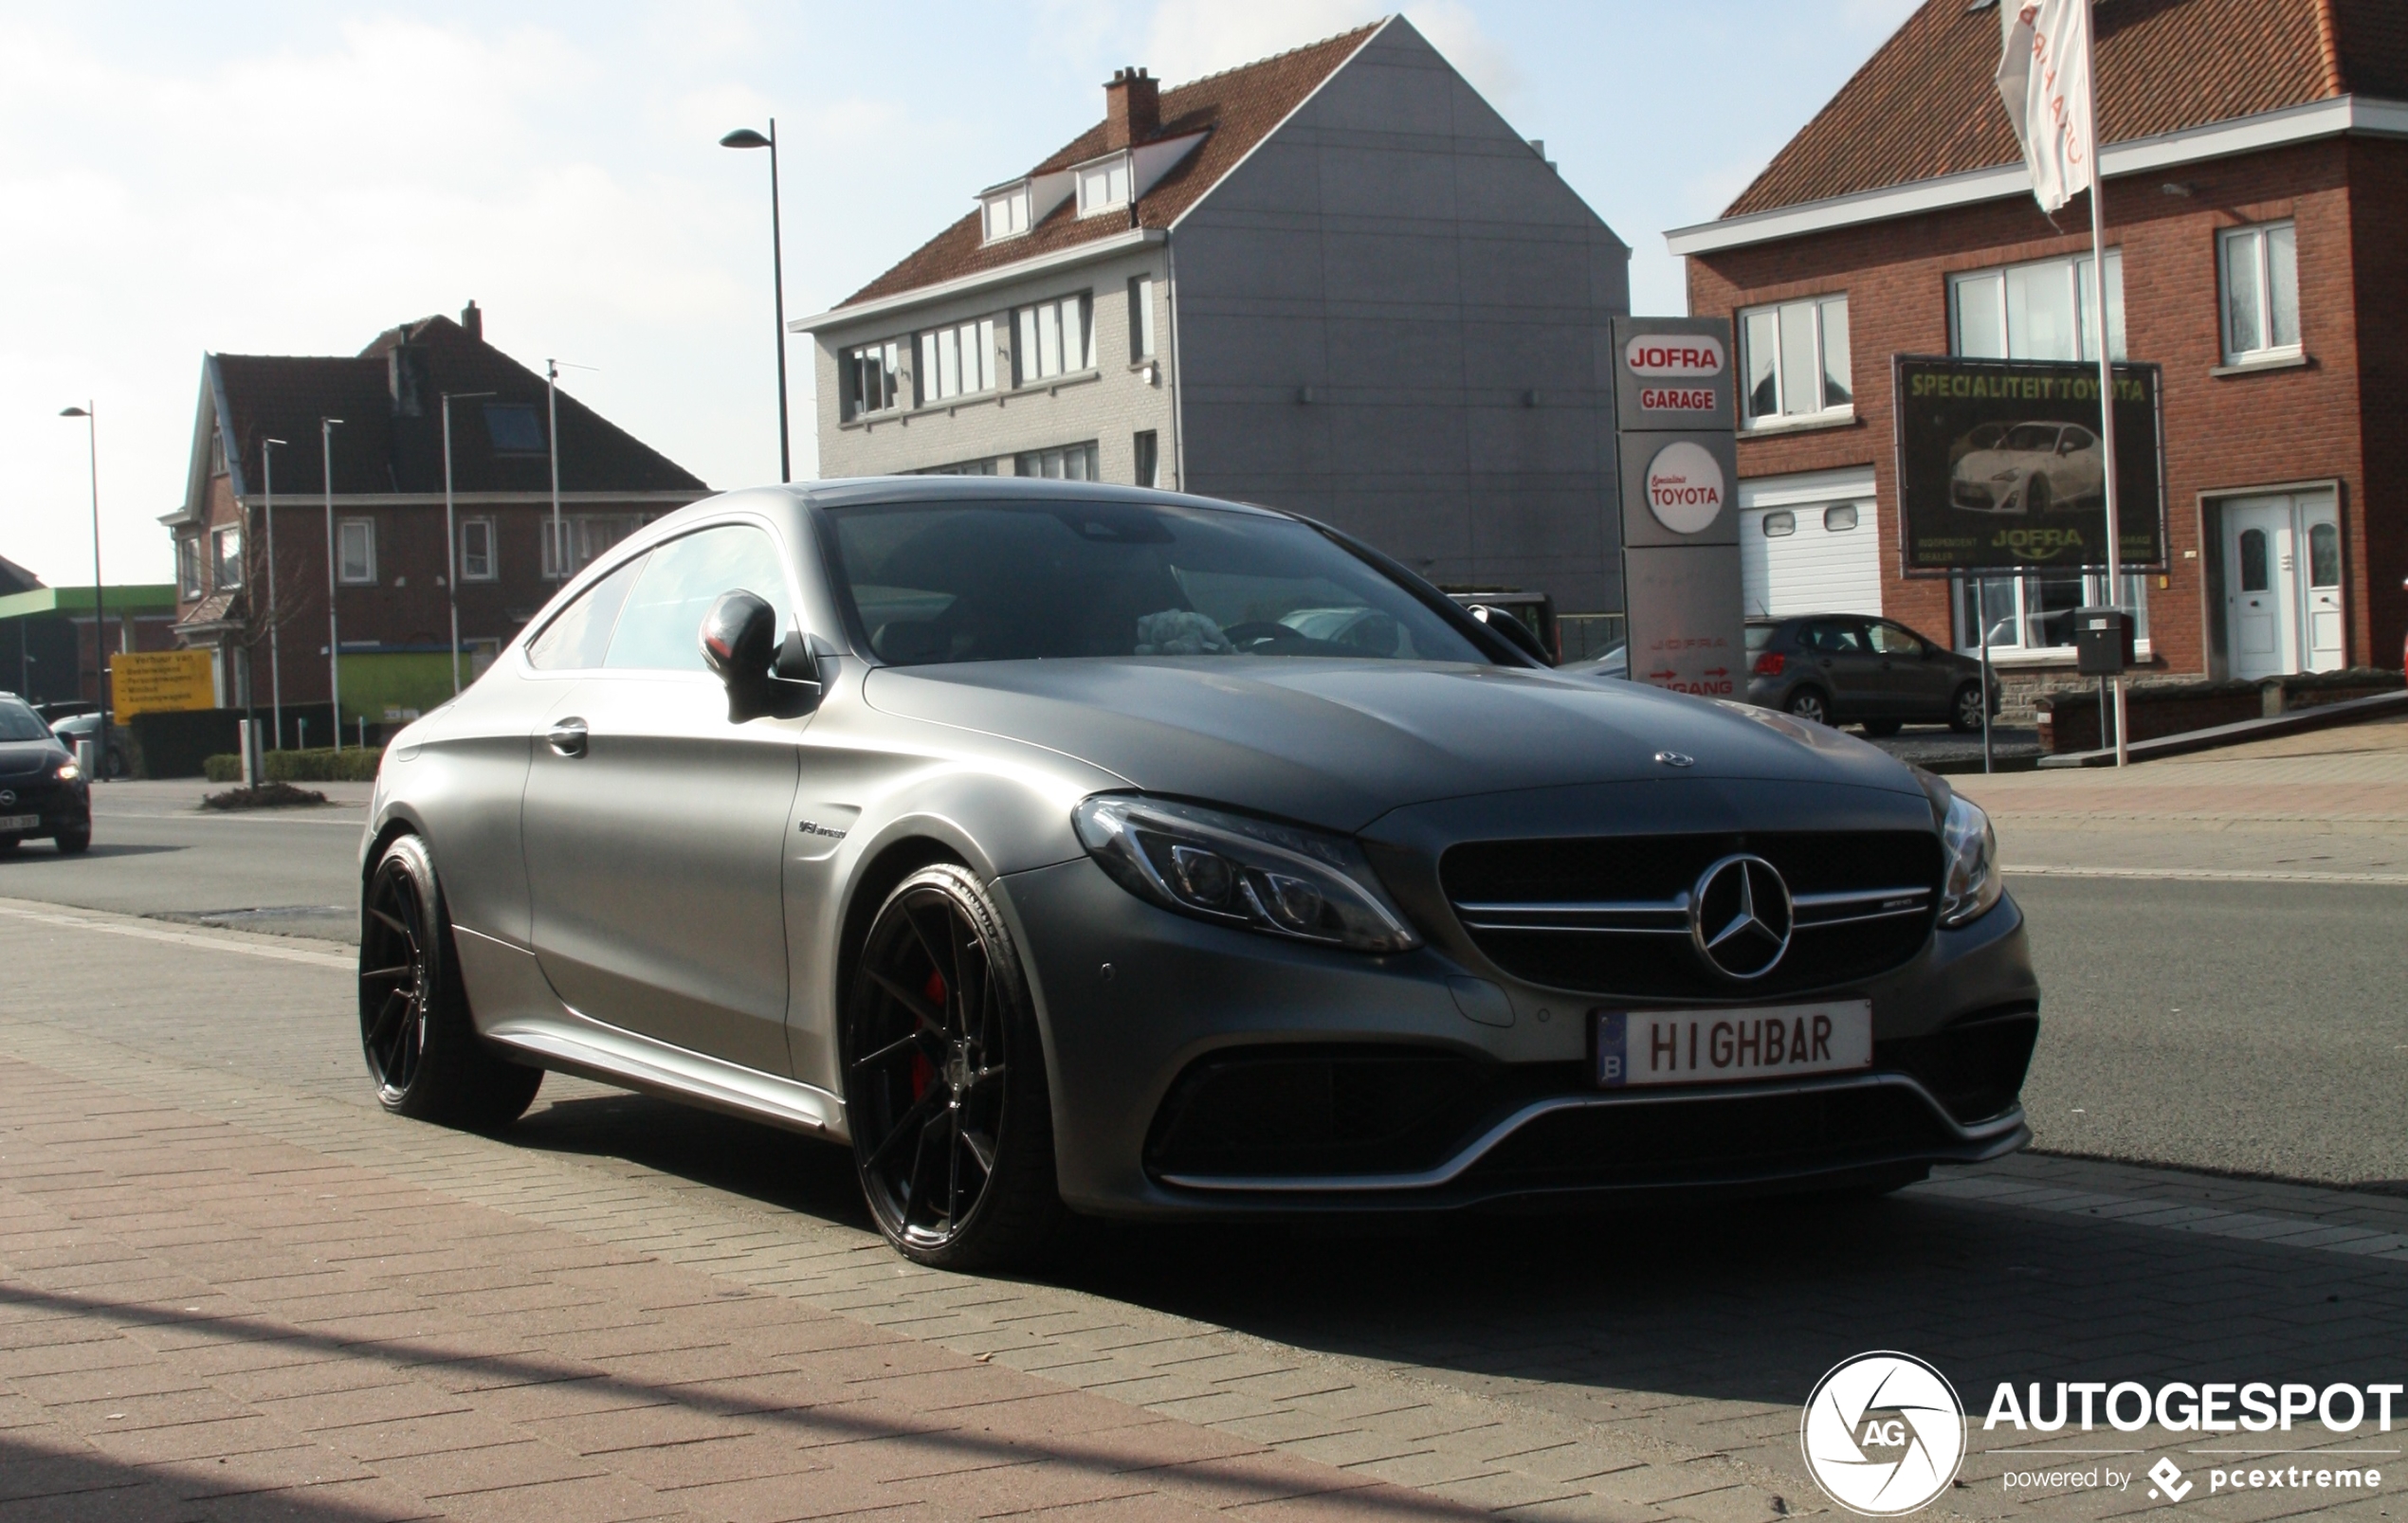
701,589 -> 822,722
1467,604 -> 1553,666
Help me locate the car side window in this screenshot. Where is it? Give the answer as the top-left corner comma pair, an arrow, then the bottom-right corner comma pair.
605,525 -> 790,672
524,555 -> 647,671
1869,623 -> 1924,657
1803,621 -> 1864,654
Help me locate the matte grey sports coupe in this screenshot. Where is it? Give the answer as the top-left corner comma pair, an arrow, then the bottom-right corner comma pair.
359,478 -> 2039,1267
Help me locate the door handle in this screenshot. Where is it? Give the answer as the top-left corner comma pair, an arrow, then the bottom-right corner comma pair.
547,718 -> 589,757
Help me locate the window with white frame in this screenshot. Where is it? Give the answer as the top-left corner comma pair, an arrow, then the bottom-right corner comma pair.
210,428 -> 228,477
918,317 -> 996,404
1016,295 -> 1094,384
843,338 -> 903,419
1948,250 -> 2142,652
1958,571 -> 2150,656
1134,430 -> 1159,488
460,518 -> 497,581
542,514 -> 646,581
177,536 -> 203,599
1128,275 -> 1157,361
1076,154 -> 1131,217
1950,250 -> 2125,361
337,519 -> 376,585
982,186 -> 1031,242
211,526 -> 242,589
1740,295 -> 1851,425
2219,222 -> 2299,362
1015,442 -> 1100,480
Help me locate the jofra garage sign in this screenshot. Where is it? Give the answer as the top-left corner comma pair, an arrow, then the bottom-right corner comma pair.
1891,355 -> 2166,576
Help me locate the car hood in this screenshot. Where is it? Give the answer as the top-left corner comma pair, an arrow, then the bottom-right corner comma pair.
1956,448 -> 2041,477
864,659 -> 1924,832
0,740 -> 65,781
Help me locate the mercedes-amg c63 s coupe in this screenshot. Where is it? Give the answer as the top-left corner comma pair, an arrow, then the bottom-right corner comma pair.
358,478 -> 2040,1267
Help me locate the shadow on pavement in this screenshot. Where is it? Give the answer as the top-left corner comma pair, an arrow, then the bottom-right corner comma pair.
496,1087 -> 2406,1414
0,843 -> 183,862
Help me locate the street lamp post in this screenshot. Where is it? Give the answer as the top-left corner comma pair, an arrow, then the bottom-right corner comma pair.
439,391 -> 497,695
263,437 -> 286,748
320,415 -> 344,753
720,120 -> 791,482
57,404 -> 108,779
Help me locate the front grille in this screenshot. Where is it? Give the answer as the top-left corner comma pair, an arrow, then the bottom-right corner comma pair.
1462,1083 -> 1957,1190
1442,831 -> 1943,1000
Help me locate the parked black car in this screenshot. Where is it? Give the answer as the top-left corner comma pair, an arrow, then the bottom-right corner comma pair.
1746,615 -> 1998,734
0,694 -> 92,853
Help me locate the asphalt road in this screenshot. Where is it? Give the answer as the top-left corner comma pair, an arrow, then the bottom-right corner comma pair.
10,776 -> 2405,1189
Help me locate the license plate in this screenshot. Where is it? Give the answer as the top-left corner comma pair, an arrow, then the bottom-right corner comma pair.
1595,1001 -> 1873,1089
0,814 -> 37,832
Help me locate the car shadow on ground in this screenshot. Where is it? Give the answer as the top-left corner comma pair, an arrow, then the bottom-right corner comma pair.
0,843 -> 183,862
493,1088 -> 2402,1414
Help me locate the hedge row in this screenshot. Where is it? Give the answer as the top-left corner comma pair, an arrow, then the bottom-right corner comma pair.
201,747 -> 385,784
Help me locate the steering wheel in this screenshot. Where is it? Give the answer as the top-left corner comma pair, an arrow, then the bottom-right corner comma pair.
1221,621 -> 1307,651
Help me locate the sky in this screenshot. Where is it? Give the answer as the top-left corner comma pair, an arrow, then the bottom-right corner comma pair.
1,0 -> 1923,587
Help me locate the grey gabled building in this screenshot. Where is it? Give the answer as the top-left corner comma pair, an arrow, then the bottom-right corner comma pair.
794,17 -> 1633,615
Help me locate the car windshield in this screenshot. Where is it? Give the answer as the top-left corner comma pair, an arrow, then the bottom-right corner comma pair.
2004,424 -> 2061,452
0,700 -> 50,742
826,499 -> 1487,666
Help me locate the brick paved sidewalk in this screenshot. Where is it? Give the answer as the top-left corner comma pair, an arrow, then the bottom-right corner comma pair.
0,1055 -> 1475,1523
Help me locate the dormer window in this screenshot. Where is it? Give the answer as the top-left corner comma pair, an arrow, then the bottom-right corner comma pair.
1076,154 -> 1132,217
982,187 -> 1031,242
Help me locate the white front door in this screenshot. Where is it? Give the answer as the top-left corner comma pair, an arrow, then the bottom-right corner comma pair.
2223,492 -> 2342,680
2300,496 -> 2344,672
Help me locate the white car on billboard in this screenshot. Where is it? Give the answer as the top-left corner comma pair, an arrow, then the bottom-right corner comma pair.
1947,421 -> 2103,515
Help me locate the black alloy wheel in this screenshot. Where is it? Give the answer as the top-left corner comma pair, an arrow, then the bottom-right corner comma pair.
1785,687 -> 1832,727
1950,681 -> 1987,734
359,834 -> 541,1131
845,863 -> 1062,1269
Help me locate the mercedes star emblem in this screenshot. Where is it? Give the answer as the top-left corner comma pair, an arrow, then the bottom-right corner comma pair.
1689,853 -> 1794,980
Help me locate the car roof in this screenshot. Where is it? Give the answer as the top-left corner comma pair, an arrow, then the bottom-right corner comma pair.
791,475 -> 1291,520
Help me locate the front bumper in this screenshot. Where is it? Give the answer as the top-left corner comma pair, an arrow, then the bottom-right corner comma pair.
994,852 -> 2039,1220
0,776 -> 90,841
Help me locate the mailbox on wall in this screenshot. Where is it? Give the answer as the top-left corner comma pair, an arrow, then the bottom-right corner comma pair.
2073,607 -> 2135,676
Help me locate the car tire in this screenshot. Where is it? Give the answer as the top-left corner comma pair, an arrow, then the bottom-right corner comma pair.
53,830 -> 90,855
359,834 -> 542,1133
844,862 -> 1067,1271
0,838 -> 18,856
1858,719 -> 1902,737
1784,688 -> 1833,727
1949,681 -> 1986,734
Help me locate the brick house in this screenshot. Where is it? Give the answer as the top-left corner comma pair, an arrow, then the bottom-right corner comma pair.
796,18 -> 1634,617
1669,0 -> 2407,711
164,305 -> 708,735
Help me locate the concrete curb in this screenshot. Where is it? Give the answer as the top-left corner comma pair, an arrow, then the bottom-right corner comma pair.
2036,686 -> 2408,769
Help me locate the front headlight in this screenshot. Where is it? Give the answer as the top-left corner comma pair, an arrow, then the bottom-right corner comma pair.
1938,793 -> 2002,928
54,760 -> 82,782
1072,794 -> 1420,953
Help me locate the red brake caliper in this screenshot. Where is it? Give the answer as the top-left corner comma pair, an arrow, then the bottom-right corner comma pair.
908,967 -> 946,1100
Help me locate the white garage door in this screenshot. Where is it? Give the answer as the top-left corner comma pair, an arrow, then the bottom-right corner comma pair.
1739,468 -> 1882,619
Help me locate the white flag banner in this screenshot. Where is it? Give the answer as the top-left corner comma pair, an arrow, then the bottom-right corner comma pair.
1996,0 -> 2095,212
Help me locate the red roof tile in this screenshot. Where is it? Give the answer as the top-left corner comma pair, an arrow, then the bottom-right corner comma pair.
1725,0 -> 2408,219
839,23 -> 1383,309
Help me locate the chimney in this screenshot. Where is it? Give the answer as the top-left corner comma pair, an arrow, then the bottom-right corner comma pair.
460,299 -> 483,341
1104,67 -> 1158,149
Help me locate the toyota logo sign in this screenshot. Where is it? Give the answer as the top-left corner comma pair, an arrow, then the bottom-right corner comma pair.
1688,854 -> 1794,980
